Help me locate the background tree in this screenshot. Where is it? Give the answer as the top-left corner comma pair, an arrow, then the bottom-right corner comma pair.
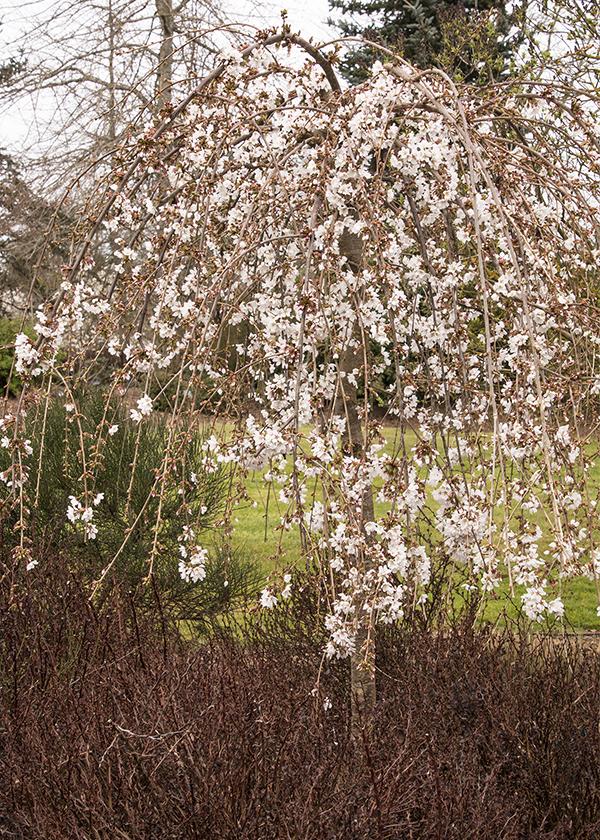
520,0 -> 599,89
0,1 -> 227,327
0,0 -> 224,191
0,20 -> 26,87
328,0 -> 527,84
0,152 -> 71,315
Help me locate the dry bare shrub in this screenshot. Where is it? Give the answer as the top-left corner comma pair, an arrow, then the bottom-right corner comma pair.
1,557 -> 599,839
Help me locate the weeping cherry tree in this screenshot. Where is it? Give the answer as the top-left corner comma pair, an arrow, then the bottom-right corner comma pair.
4,28 -> 600,721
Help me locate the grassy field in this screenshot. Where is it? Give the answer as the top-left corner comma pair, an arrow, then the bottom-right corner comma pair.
228,426 -> 600,631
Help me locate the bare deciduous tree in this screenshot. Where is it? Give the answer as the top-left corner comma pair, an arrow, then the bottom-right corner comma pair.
0,0 -> 225,188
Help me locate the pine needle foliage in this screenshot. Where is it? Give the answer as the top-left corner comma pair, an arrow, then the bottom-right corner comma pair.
329,0 -> 525,84
0,391 -> 260,625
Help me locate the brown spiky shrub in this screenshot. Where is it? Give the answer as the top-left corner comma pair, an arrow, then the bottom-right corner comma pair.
1,556 -> 599,839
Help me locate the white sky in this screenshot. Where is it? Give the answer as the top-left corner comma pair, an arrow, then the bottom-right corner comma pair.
0,0 -> 335,154
244,0 -> 335,40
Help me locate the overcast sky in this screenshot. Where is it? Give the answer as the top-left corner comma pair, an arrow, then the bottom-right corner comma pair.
0,0 -> 336,154
251,0 -> 335,39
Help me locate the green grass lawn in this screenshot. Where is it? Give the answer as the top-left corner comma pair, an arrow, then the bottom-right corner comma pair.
227,425 -> 600,631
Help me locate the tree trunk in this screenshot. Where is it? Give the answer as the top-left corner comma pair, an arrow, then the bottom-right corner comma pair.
337,227 -> 376,732
155,0 -> 174,110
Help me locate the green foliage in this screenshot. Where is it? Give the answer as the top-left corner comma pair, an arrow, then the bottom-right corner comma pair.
328,0 -> 526,84
0,391 -> 260,625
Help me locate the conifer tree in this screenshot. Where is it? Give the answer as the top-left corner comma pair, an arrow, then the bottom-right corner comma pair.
328,0 -> 525,84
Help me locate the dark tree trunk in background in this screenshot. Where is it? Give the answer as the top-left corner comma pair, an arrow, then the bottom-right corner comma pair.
156,0 -> 174,109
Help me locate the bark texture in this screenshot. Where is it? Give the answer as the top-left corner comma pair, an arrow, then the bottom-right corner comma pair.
338,226 -> 377,732
156,0 -> 174,110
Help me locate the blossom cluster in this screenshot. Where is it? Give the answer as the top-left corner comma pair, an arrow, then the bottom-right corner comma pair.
66,492 -> 104,541
178,534 -> 209,584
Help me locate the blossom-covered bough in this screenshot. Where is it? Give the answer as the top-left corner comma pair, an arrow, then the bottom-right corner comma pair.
4,26 -> 600,719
